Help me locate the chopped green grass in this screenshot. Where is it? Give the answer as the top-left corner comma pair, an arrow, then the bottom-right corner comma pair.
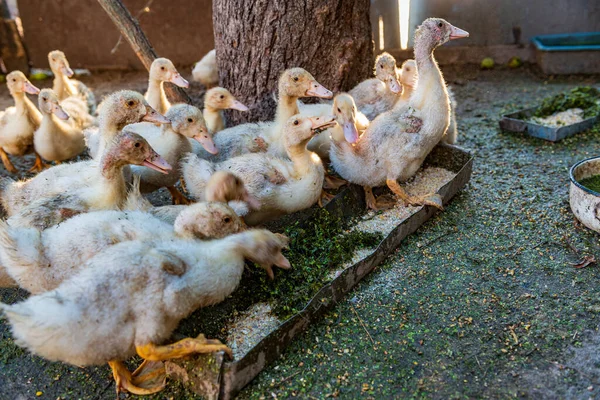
534,86 -> 600,118
578,174 -> 600,193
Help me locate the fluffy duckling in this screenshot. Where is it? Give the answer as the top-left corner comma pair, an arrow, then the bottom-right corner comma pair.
203,87 -> 248,133
204,68 -> 333,162
0,202 -> 244,293
394,59 -> 417,109
331,18 -> 468,210
349,52 -> 401,120
0,229 -> 290,395
34,89 -> 86,163
0,131 -> 171,221
192,49 -> 218,88
442,86 -> 458,144
182,115 -> 335,225
126,104 -> 212,204
85,90 -> 169,159
48,50 -> 96,114
145,58 -> 189,116
0,71 -> 45,173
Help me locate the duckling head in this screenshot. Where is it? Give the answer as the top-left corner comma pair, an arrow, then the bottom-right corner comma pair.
399,59 -> 417,90
6,71 -> 40,96
165,104 -> 217,154
283,115 -> 337,149
173,202 -> 245,240
38,89 -> 69,120
279,68 -> 332,99
205,171 -> 261,210
48,50 -> 74,78
374,52 -> 401,94
243,230 -> 291,280
414,18 -> 469,53
107,130 -> 172,174
149,57 -> 189,88
99,90 -> 170,129
204,87 -> 248,112
332,93 -> 360,144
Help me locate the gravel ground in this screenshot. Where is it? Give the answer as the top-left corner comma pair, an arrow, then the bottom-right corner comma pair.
1,64 -> 600,399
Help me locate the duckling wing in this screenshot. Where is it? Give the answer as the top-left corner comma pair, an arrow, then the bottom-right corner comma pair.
194,122 -> 271,162
72,79 -> 97,114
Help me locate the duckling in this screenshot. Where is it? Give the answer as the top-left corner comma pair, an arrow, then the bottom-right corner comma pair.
33,89 -> 86,164
203,87 -> 248,133
182,115 -> 335,225
126,104 -> 212,204
393,59 -> 417,110
145,58 -> 189,116
84,90 -> 170,159
192,49 -> 218,88
48,50 -> 96,114
204,68 -> 332,162
0,202 -> 244,293
442,86 -> 458,144
349,52 -> 401,120
0,229 -> 290,396
330,18 -> 468,211
0,71 -> 45,173
0,131 -> 171,221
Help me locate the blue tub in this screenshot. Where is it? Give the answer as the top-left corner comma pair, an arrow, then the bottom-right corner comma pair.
532,32 -> 600,74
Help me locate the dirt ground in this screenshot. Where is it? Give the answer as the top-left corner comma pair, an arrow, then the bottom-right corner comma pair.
1,65 -> 600,399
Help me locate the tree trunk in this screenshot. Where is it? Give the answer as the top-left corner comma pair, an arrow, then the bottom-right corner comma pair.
213,0 -> 373,124
96,0 -> 191,105
0,0 -> 30,74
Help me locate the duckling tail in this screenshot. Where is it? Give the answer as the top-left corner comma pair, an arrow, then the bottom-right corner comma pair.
0,220 -> 46,274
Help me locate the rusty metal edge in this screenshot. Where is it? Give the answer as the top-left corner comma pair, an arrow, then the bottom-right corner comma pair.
218,144 -> 474,399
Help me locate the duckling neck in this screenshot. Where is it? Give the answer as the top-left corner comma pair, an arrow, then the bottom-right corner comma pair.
99,153 -> 128,207
13,92 -> 42,127
147,79 -> 169,115
275,95 -> 299,127
53,73 -> 76,99
203,105 -> 224,133
287,142 -> 319,175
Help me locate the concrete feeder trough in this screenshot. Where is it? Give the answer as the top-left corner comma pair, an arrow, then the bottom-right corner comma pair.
570,156 -> 600,233
532,32 -> 600,75
499,106 -> 599,142
161,143 -> 474,399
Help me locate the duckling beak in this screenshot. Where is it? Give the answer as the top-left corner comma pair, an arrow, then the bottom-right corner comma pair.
309,115 -> 337,133
388,76 -> 401,94
342,121 -> 359,144
229,100 -> 249,112
193,132 -> 219,155
143,152 -> 172,175
52,103 -> 70,120
169,73 -> 189,88
142,105 -> 170,124
449,25 -> 469,40
23,81 -> 40,95
306,82 -> 333,99
61,65 -> 74,78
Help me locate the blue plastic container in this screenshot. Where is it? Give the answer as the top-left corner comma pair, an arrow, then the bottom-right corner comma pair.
532,32 -> 600,74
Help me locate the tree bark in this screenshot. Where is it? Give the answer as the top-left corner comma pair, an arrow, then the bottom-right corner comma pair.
213,0 -> 373,124
96,0 -> 191,105
0,0 -> 30,74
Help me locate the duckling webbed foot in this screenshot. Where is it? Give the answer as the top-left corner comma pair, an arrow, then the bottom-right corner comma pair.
108,360 -> 166,397
28,153 -> 49,173
364,186 -> 396,211
323,174 -> 347,190
136,334 -> 233,361
0,147 -> 17,174
386,179 -> 443,210
167,186 -> 191,205
318,190 -> 335,207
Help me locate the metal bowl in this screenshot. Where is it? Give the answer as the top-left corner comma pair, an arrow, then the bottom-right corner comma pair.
569,156 -> 600,232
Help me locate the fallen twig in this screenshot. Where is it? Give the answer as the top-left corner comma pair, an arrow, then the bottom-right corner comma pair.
350,305 -> 375,347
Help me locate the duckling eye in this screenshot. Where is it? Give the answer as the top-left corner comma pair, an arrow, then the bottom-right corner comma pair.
134,142 -> 141,148
127,100 -> 135,107
160,66 -> 165,71
406,67 -> 411,72
11,78 -> 16,82
293,77 -> 299,82
293,120 -> 299,125
337,107 -> 341,113
437,22 -> 443,28
223,216 -> 231,223
187,118 -> 193,123
220,95 -> 224,99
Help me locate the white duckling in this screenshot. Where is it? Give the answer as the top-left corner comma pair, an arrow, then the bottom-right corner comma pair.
84,90 -> 170,159
442,86 -> 458,144
48,50 -> 96,114
393,59 -> 418,110
182,115 -> 335,225
203,87 -> 248,133
349,52 -> 401,120
0,71 -> 44,173
126,104 -> 213,204
0,202 -> 244,293
0,229 -> 290,396
33,89 -> 86,164
0,131 -> 171,222
192,49 -> 218,88
145,58 -> 189,116
330,18 -> 468,210
204,68 -> 332,162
